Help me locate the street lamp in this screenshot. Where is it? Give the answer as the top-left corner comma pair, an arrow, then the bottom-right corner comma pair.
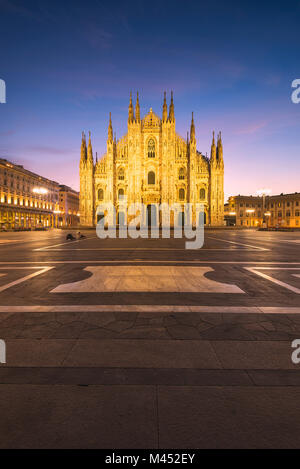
256,189 -> 272,228
246,209 -> 255,227
264,212 -> 271,229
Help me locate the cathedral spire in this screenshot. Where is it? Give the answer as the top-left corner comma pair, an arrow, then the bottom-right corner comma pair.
211,131 -> 217,160
128,91 -> 135,123
168,91 -> 175,122
217,131 -> 223,161
81,131 -> 87,161
108,112 -> 113,143
190,112 -> 195,143
162,91 -> 168,122
135,92 -> 140,122
87,131 -> 93,162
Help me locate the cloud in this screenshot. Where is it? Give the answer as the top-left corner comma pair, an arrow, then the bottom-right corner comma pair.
23,145 -> 75,156
0,129 -> 16,136
235,121 -> 268,135
84,24 -> 114,49
0,0 -> 40,20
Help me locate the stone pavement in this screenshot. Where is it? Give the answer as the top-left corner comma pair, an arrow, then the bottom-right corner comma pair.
0,229 -> 300,448
1,309 -> 300,448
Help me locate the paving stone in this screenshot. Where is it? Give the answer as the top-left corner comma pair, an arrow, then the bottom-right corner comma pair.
64,339 -> 222,369
212,340 -> 297,370
0,368 -> 252,386
105,320 -> 135,332
79,328 -> 117,339
247,370 -> 300,386
119,326 -> 170,339
2,339 -> 76,367
167,325 -> 201,339
0,384 -> 157,449
158,386 -> 300,448
199,324 -> 254,340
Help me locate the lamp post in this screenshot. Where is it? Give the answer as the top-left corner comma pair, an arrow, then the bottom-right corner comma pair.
256,189 -> 272,228
246,209 -> 255,227
53,210 -> 61,228
264,212 -> 271,229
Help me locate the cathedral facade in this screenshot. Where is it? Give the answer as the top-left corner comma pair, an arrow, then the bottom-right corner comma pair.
79,92 -> 224,227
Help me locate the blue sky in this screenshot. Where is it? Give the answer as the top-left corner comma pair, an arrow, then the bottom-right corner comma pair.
0,0 -> 300,200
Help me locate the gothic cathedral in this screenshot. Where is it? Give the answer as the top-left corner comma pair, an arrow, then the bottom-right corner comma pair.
79,92 -> 224,227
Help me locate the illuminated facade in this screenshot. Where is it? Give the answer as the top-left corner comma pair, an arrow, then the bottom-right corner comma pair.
58,185 -> 80,227
79,92 -> 224,227
227,193 -> 300,228
0,158 -> 60,229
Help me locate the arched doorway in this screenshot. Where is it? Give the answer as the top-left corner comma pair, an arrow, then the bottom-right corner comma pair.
178,211 -> 185,227
147,204 -> 157,227
198,212 -> 207,226
97,212 -> 105,224
118,211 -> 126,226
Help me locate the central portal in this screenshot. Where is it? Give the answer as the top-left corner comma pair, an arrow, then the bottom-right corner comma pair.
147,204 -> 158,228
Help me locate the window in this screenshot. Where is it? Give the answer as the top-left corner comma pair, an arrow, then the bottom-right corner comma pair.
286,211 -> 291,217
179,168 -> 185,180
118,168 -> 125,180
148,171 -> 155,185
200,188 -> 205,200
148,139 -> 155,158
179,188 -> 185,201
118,188 -> 124,199
296,211 -> 300,217
98,188 -> 104,201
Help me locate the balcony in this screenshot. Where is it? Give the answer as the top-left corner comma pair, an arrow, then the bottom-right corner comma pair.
143,184 -> 160,192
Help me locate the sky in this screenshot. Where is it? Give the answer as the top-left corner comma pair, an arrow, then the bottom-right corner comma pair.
0,0 -> 300,201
